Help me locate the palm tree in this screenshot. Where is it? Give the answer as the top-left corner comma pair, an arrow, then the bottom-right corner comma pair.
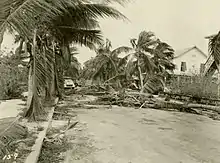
47,2 -> 128,99
81,39 -> 131,87
120,31 -> 175,91
82,32 -> 175,92
0,0 -> 128,120
208,31 -> 220,98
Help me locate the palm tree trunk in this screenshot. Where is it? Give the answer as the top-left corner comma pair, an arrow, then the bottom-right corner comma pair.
26,63 -> 33,110
51,59 -> 56,98
217,65 -> 220,99
137,59 -> 144,91
57,41 -> 71,99
44,46 -> 51,102
52,42 -> 60,98
55,51 -> 63,99
54,63 -> 60,97
45,64 -> 56,104
25,29 -> 45,120
44,46 -> 55,102
26,29 -> 38,118
0,26 -> 5,49
26,37 -> 33,110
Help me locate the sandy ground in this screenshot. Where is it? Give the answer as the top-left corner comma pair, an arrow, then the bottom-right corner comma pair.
0,99 -> 25,119
64,101 -> 220,163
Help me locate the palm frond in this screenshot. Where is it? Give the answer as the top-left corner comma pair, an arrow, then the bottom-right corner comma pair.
107,54 -> 118,74
157,42 -> 174,52
0,117 -> 28,157
81,57 -> 98,80
155,41 -> 175,59
139,52 -> 156,74
0,24 -> 6,47
125,54 -> 137,78
50,2 -> 127,47
51,11 -> 100,35
117,52 -> 134,68
208,31 -> 220,65
0,0 -> 89,38
158,59 -> 175,71
60,28 -> 103,47
92,54 -> 109,80
142,75 -> 164,94
0,0 -> 127,41
111,46 -> 133,58
137,31 -> 156,48
82,50 -> 117,81
98,0 -> 131,6
1,0 -> 54,37
75,3 -> 127,20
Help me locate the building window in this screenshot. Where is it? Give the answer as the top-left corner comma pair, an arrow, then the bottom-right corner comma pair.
180,62 -> 187,72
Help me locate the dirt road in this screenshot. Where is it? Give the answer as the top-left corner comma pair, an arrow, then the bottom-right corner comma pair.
64,102 -> 220,163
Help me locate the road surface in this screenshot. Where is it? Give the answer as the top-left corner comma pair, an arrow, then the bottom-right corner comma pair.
64,104 -> 220,163
0,99 -> 24,119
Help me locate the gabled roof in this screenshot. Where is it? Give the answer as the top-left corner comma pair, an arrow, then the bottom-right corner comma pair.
174,46 -> 207,58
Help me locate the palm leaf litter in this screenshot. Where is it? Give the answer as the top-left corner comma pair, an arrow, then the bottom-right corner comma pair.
0,117 -> 28,158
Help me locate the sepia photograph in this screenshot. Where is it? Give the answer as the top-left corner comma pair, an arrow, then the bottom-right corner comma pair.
1,0 -> 220,162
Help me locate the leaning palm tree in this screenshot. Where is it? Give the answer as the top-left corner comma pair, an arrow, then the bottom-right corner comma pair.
118,31 -> 175,91
0,0 -> 128,120
81,39 -> 131,87
82,39 -> 118,82
208,31 -> 220,65
47,2 -> 128,99
208,31 -> 220,98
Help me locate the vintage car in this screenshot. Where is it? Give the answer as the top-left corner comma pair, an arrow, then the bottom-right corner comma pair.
64,77 -> 75,89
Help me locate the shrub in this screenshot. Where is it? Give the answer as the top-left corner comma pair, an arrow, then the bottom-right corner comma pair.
168,75 -> 218,99
0,55 -> 28,99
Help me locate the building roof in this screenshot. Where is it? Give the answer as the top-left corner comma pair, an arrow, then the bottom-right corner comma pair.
174,46 -> 207,58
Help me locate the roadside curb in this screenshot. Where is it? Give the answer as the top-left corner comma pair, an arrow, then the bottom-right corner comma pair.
24,98 -> 59,163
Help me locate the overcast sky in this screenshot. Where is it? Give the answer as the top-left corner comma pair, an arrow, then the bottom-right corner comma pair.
2,0 -> 220,64
77,0 -> 220,64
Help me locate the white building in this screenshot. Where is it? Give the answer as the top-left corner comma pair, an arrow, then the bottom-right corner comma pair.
173,46 -> 207,76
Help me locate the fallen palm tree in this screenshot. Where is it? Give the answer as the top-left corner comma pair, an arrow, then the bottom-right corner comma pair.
149,99 -> 220,114
89,90 -> 220,120
89,90 -> 155,107
163,92 -> 220,105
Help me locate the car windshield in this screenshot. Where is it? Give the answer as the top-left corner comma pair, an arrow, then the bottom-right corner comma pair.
65,79 -> 73,83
